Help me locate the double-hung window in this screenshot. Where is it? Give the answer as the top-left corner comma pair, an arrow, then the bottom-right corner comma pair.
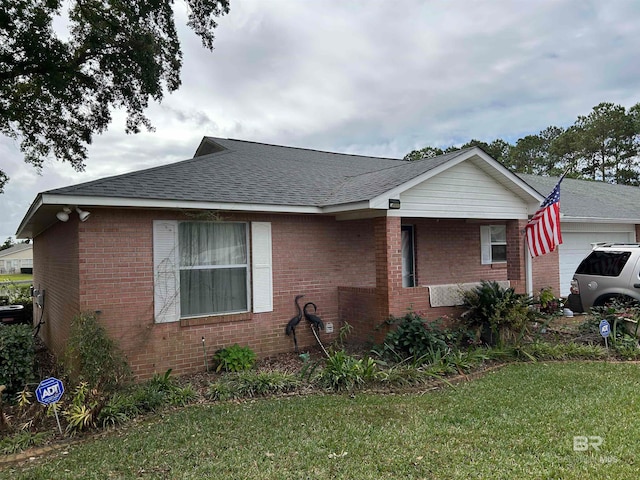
179,222 -> 249,316
153,220 -> 273,323
480,225 -> 507,264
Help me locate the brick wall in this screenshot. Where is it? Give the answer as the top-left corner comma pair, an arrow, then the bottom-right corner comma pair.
33,218 -> 80,358
338,287 -> 378,343
532,249 -> 560,296
35,207 -> 539,379
339,217 -> 538,343
412,219 -> 510,286
36,209 -> 378,379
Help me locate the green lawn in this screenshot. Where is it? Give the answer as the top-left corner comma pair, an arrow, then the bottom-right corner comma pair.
6,362 -> 640,479
0,274 -> 32,283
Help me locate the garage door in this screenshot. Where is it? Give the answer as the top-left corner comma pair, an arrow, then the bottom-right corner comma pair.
558,230 -> 634,296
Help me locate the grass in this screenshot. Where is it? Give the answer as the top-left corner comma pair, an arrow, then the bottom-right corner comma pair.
5,362 -> 640,479
0,274 -> 32,283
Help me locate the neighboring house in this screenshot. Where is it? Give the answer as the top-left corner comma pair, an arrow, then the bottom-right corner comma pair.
0,243 -> 33,274
18,138 -> 561,379
519,174 -> 640,296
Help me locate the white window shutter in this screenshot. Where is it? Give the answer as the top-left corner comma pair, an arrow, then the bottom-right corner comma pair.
153,220 -> 180,323
252,222 -> 273,313
480,225 -> 492,265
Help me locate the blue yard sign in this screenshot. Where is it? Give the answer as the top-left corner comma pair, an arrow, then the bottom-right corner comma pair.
36,377 -> 65,434
599,320 -> 611,338
36,377 -> 64,405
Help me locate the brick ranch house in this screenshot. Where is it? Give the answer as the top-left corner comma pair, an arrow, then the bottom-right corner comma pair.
17,137 -> 560,379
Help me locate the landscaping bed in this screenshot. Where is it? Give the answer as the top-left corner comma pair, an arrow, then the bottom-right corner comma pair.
2,282 -> 640,465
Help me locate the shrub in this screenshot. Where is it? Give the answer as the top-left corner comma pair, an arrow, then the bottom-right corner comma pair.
64,312 -> 131,392
98,370 -> 196,427
0,431 -> 49,455
63,382 -> 98,434
461,281 -> 535,347
318,350 -> 378,391
98,393 -> 141,428
582,301 -> 640,358
207,381 -> 237,401
213,344 -> 257,372
208,371 -> 301,400
376,312 -> 453,362
0,324 -> 35,394
536,287 -> 561,315
522,341 -> 607,360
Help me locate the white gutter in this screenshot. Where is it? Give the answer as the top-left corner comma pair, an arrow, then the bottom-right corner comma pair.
38,194 -> 324,214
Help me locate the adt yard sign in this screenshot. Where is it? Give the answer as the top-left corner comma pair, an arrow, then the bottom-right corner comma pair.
599,320 -> 611,338
36,377 -> 64,405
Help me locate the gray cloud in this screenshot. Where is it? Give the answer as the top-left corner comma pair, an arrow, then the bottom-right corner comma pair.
2,0 -> 640,239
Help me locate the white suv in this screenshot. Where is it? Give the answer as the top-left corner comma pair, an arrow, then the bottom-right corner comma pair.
567,243 -> 640,313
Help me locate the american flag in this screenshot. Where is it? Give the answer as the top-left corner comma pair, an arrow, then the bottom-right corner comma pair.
526,178 -> 563,257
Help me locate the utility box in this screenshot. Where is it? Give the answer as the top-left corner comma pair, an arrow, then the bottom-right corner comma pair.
0,304 -> 26,325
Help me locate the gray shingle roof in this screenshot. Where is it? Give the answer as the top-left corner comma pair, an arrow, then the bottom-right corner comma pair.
45,138 -> 471,207
518,173 -> 640,222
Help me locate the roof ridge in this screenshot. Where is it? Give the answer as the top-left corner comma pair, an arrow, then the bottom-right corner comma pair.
220,137 -> 406,162
342,146 -> 471,179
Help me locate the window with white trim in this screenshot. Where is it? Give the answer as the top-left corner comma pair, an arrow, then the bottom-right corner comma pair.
480,225 -> 507,264
179,222 -> 249,316
153,220 -> 273,323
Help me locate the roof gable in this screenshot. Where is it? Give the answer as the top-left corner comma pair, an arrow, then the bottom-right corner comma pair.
398,160 -> 533,219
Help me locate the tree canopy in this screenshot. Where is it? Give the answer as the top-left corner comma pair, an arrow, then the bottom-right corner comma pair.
405,102 -> 640,186
0,0 -> 230,193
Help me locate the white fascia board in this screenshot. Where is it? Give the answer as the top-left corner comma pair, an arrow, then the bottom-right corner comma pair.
39,194 -> 323,214
335,210 -> 388,221
15,195 -> 43,238
320,201 -> 371,214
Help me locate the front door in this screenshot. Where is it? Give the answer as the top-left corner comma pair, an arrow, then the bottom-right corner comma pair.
402,225 -> 416,287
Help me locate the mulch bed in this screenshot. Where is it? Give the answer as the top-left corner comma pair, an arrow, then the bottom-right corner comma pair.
1,314 -> 614,469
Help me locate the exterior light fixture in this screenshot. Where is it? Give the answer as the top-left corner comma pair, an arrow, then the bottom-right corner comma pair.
388,199 -> 401,209
56,207 -> 71,222
76,207 -> 91,222
56,206 -> 91,222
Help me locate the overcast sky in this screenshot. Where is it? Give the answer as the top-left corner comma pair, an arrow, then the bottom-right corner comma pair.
3,0 -> 640,240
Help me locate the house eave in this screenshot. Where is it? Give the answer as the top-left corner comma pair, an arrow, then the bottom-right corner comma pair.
386,210 -> 530,220
18,194 -> 387,239
39,194 -> 324,213
321,201 -> 372,214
